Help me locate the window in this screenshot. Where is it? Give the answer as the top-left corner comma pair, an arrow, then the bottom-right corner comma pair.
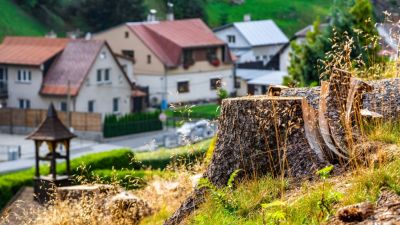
88,100 -> 95,113
99,52 -> 106,59
235,80 -> 241,88
227,35 -> 236,43
125,31 -> 129,38
177,81 -> 189,93
0,67 -> 7,81
18,99 -> 30,109
17,70 -> 31,83
255,56 -> 260,61
263,55 -> 268,60
60,102 -> 67,112
183,50 -> 194,67
104,68 -> 110,82
122,50 -> 134,59
147,55 -> 151,64
113,98 -> 119,113
210,78 -> 221,90
97,69 -> 102,82
97,69 -> 111,83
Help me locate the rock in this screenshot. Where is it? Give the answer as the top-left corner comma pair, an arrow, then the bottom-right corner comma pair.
107,191 -> 153,225
336,202 -> 375,222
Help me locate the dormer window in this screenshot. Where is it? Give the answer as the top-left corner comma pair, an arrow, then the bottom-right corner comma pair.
183,50 -> 194,69
227,35 -> 236,43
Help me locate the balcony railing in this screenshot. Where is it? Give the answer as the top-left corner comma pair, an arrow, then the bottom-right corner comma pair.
0,81 -> 8,98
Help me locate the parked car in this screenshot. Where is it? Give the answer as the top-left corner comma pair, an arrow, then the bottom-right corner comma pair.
176,120 -> 217,142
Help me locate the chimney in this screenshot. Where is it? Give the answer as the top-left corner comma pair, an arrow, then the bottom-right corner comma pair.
147,9 -> 157,22
243,14 -> 251,22
85,32 -> 92,40
166,2 -> 174,21
46,30 -> 57,38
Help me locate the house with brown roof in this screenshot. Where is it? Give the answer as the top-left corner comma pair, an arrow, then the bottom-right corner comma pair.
0,36 -> 139,115
94,18 -> 235,107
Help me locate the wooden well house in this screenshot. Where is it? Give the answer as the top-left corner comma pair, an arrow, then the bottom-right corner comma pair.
26,103 -> 76,203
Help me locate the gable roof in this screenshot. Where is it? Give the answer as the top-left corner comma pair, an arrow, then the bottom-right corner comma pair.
0,37 -> 69,66
41,40 -> 132,96
27,103 -> 76,141
214,20 -> 289,46
294,23 -> 329,38
127,19 -> 225,67
41,39 -> 105,96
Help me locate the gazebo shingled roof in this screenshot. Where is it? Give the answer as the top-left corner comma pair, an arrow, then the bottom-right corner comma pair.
26,103 -> 76,141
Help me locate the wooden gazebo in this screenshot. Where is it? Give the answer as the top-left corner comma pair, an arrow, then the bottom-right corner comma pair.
26,103 -> 76,203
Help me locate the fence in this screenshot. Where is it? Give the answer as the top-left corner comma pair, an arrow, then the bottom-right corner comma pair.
103,111 -> 163,138
0,108 -> 102,133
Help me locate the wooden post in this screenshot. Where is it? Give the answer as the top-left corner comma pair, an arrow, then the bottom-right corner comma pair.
35,141 -> 40,178
65,140 -> 70,176
51,142 -> 56,180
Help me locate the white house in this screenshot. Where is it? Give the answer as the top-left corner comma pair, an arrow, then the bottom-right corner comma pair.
94,18 -> 235,107
214,19 -> 289,70
0,36 -> 142,115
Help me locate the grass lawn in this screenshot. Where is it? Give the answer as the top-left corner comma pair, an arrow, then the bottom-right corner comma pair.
166,104 -> 221,117
0,0 -> 47,41
206,0 -> 332,36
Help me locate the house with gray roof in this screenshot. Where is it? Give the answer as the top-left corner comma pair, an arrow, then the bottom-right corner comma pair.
214,18 -> 289,69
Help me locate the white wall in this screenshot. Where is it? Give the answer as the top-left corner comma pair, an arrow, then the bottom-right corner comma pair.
75,45 -> 132,115
214,26 -> 250,49
5,45 -> 132,116
136,69 -> 234,104
238,45 -> 284,64
116,56 -> 135,83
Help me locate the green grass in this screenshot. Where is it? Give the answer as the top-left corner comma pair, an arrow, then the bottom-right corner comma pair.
187,157 -> 400,224
206,0 -> 332,36
0,0 -> 47,41
166,104 -> 220,117
366,121 -> 400,145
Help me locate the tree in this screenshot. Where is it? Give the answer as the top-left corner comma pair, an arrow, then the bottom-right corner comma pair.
286,0 -> 381,86
80,0 -> 146,32
167,0 -> 208,23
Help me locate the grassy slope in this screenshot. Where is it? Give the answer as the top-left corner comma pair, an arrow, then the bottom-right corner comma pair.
206,0 -> 332,36
0,0 -> 47,41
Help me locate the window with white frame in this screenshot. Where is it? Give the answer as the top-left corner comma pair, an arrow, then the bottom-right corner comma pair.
88,100 -> 95,113
60,102 -> 67,112
227,35 -> 236,43
96,68 -> 112,84
19,99 -> 30,109
113,98 -> 119,113
17,70 -> 31,83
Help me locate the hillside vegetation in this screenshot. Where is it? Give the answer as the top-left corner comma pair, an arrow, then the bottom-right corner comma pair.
0,0 -> 47,41
205,0 -> 332,35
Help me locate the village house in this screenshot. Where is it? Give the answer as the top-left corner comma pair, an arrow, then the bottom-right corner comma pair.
0,36 -> 142,115
214,17 -> 289,70
94,16 -> 235,107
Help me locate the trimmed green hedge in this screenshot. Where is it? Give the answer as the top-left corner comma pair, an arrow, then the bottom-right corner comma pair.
103,111 -> 162,138
0,149 -> 134,210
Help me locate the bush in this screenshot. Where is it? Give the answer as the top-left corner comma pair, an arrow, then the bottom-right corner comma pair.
103,111 -> 163,138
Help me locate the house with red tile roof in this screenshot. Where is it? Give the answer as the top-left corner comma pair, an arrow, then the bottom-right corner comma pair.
0,36 -> 141,115
94,18 -> 235,107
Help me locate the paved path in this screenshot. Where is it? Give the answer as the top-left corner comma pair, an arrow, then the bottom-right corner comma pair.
0,129 -> 175,174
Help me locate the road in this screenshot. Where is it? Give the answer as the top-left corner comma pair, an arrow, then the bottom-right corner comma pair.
0,129 -> 176,174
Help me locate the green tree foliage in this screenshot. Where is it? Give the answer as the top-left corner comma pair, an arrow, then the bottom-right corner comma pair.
286,0 -> 381,87
167,0 -> 208,23
80,0 -> 146,32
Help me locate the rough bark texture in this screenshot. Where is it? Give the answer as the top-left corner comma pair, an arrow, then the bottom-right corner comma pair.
165,78 -> 400,225
363,78 -> 400,119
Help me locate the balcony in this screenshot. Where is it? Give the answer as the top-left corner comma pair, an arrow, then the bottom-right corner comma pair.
0,81 -> 8,98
